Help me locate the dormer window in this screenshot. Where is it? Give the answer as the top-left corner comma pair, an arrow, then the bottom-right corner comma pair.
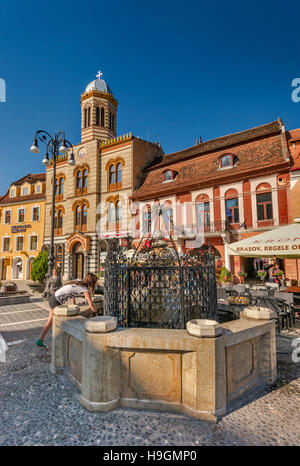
162,170 -> 177,183
36,184 -> 41,194
10,189 -> 15,198
219,154 -> 238,169
22,187 -> 29,196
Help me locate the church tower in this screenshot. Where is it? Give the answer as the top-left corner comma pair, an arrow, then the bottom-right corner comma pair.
81,71 -> 118,143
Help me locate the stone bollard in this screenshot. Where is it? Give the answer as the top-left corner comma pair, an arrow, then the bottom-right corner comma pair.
241,306 -> 276,320
80,316 -> 120,412
185,319 -> 226,422
186,318 -> 223,338
50,305 -> 80,374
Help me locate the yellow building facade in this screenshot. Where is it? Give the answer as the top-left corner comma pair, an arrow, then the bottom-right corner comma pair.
0,173 -> 46,280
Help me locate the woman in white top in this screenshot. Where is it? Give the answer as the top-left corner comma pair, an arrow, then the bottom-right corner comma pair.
36,273 -> 98,348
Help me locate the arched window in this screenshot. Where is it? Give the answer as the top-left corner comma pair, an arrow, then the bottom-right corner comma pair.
82,169 -> 88,189
56,244 -> 64,273
75,166 -> 89,195
116,163 -> 122,183
54,176 -> 64,200
58,209 -> 63,230
82,204 -> 87,231
256,184 -> 273,221
87,107 -> 91,127
109,112 -> 112,130
109,165 -> 115,185
112,114 -> 115,132
96,107 -> 100,126
195,195 -> 210,232
54,208 -> 63,236
108,202 -> 115,223
116,200 -> 122,222
101,107 -> 105,127
75,205 -> 81,227
76,170 -> 82,189
84,108 -> 87,128
59,177 -> 64,195
54,210 -> 58,230
163,170 -> 177,182
142,205 -> 152,234
55,178 -> 59,195
163,202 -> 173,233
225,189 -> 239,224
219,154 -> 238,169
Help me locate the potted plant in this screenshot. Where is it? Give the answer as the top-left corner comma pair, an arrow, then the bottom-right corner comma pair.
257,270 -> 267,283
238,270 -> 247,284
220,267 -> 232,285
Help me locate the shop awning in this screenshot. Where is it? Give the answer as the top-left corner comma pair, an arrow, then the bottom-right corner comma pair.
227,222 -> 300,258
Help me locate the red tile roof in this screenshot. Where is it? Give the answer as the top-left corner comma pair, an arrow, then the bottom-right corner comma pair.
132,120 -> 289,201
0,173 -> 46,205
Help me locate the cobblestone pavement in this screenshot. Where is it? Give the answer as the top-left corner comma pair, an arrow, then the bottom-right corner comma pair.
0,318 -> 300,446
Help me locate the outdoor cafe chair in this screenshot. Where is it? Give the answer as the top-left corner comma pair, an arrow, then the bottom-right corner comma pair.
256,296 -> 289,332
250,289 -> 269,306
275,292 -> 296,326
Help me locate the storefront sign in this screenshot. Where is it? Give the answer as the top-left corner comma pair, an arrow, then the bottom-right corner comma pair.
11,224 -> 31,233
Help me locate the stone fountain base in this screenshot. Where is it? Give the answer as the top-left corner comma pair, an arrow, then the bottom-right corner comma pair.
51,306 -> 276,422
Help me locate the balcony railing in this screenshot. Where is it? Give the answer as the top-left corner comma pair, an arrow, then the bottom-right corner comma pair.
175,220 -> 232,238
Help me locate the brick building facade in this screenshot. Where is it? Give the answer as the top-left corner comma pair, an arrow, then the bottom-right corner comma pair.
131,119 -> 300,281
43,72 -> 162,280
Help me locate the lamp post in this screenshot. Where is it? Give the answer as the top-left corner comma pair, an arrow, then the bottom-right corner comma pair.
30,130 -> 75,280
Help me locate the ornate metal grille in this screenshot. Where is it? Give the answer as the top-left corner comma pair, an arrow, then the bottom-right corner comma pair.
104,239 -> 218,329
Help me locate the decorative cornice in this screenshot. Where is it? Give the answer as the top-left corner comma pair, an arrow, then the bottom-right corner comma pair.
72,198 -> 90,210
99,132 -> 132,149
105,156 -> 125,171
73,163 -> 90,176
81,90 -> 118,108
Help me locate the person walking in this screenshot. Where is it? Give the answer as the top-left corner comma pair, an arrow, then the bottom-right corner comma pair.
36,272 -> 98,348
42,268 -> 62,298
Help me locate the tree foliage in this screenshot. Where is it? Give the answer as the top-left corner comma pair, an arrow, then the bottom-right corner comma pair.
31,251 -> 48,283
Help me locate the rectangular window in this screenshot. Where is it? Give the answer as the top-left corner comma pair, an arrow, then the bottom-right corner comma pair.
257,192 -> 273,220
3,238 -> 10,252
225,198 -> 239,224
30,236 -> 38,250
36,185 -> 41,193
10,189 -> 15,197
22,187 -> 29,195
16,237 -> 24,251
196,202 -> 210,230
32,207 -> 40,221
4,210 -> 11,224
143,211 -> 152,233
18,208 -> 25,223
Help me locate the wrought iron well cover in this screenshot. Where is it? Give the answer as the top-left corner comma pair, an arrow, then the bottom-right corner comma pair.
104,235 -> 217,329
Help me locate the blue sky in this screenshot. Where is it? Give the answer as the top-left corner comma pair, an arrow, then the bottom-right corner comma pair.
0,0 -> 300,194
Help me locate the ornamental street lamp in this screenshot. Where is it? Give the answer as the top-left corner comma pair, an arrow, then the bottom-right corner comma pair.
30,130 -> 75,280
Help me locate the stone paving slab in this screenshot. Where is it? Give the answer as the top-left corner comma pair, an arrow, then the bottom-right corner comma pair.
0,301 -> 49,343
